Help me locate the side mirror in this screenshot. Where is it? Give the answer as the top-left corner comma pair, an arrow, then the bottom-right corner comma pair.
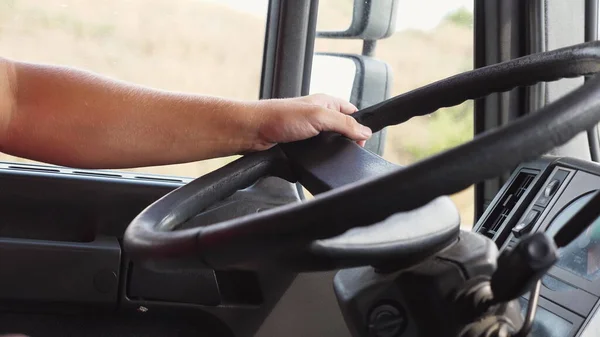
317,0 -> 399,40
310,53 -> 393,155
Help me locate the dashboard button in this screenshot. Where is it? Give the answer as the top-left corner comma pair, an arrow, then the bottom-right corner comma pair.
544,179 -> 560,197
536,194 -> 551,207
535,170 -> 569,207
512,210 -> 541,238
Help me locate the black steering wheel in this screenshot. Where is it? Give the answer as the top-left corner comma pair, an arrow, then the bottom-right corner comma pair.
124,41 -> 600,272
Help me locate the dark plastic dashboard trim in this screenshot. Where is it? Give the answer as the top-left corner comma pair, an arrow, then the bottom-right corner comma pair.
0,163 -> 301,337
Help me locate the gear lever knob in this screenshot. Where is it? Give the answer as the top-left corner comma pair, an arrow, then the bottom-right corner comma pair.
490,232 -> 558,304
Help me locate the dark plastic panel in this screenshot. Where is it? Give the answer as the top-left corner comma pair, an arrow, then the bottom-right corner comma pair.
0,312 -> 233,337
0,163 -> 300,337
127,264 -> 220,306
487,156 -> 600,332
0,236 -> 121,305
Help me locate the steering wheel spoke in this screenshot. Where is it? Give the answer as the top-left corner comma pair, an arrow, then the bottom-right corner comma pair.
282,132 -> 399,195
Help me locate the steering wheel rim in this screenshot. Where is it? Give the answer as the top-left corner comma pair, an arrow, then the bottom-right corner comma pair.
124,41 -> 600,271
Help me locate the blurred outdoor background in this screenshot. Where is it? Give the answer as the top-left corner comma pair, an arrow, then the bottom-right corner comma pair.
0,0 -> 475,226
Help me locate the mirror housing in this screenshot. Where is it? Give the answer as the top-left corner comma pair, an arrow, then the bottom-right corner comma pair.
317,0 -> 399,40
310,53 -> 392,155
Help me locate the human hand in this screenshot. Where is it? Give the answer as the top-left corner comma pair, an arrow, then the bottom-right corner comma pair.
251,94 -> 372,151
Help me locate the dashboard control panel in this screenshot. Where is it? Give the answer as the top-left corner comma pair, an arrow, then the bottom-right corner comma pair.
473,156 -> 600,337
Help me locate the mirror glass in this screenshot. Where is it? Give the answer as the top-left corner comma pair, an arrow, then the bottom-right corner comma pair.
309,54 -> 357,102
315,0 -> 354,33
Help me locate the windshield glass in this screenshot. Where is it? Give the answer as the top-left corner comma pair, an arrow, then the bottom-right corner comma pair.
0,0 -> 268,177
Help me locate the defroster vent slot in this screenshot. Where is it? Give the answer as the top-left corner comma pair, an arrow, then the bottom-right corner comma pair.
479,171 -> 536,239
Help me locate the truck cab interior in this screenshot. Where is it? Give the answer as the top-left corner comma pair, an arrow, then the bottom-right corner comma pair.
3,0 -> 600,336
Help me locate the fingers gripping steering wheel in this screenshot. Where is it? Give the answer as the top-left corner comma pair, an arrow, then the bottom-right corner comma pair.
124,41 -> 600,272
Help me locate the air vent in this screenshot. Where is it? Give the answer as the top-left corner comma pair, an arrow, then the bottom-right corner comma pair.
8,165 -> 60,173
479,171 -> 536,239
0,162 -> 189,185
73,171 -> 122,178
134,176 -> 184,183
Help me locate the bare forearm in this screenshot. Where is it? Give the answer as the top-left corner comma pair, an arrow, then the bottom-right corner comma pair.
0,57 -> 371,169
2,60 -> 261,169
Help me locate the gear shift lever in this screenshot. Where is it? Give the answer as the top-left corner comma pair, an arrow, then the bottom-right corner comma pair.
490,232 -> 558,305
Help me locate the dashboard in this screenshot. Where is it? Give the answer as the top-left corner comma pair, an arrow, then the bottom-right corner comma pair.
473,156 -> 600,337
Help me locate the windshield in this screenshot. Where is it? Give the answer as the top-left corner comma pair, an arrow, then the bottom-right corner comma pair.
0,0 -> 268,177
